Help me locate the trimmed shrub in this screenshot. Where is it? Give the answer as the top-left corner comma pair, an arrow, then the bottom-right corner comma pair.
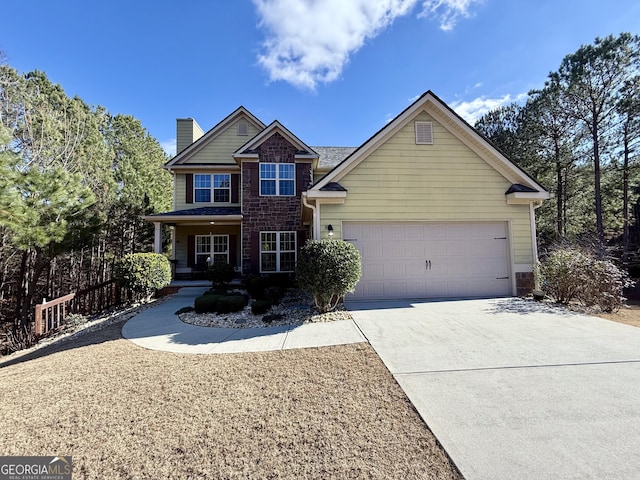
296,239 -> 362,313
216,295 -> 248,314
115,253 -> 172,300
251,299 -> 272,315
194,294 -> 220,314
208,263 -> 235,290
539,245 -> 632,312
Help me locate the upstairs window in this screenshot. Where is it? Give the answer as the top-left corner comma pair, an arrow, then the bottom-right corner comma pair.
260,163 -> 295,196
194,174 -> 211,202
194,174 -> 231,203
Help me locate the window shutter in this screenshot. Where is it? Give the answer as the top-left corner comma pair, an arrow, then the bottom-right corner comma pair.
187,235 -> 195,268
297,230 -> 307,252
231,174 -> 240,203
186,174 -> 194,204
248,163 -> 259,195
415,121 -> 433,145
251,231 -> 260,274
295,163 -> 308,197
229,234 -> 238,266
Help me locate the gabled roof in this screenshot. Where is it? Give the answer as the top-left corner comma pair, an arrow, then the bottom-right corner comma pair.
165,106 -> 266,167
310,90 -> 548,199
233,121 -> 319,161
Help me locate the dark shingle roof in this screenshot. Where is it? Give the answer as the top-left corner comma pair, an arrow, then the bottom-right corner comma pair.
320,182 -> 347,192
505,184 -> 539,194
312,146 -> 357,169
147,207 -> 242,217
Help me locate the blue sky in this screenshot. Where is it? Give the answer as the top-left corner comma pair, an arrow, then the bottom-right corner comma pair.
2,1 -> 639,155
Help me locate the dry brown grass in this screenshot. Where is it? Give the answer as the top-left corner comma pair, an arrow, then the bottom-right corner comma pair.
0,319 -> 461,480
596,302 -> 640,328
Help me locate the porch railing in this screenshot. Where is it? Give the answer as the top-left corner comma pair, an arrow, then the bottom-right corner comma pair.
34,280 -> 128,336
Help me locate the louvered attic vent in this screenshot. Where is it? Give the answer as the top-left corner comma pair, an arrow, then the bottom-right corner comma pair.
415,121 -> 433,144
237,121 -> 248,136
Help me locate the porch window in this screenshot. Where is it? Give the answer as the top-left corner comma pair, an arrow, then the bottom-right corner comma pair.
260,163 -> 295,196
195,235 -> 229,267
260,231 -> 296,272
194,174 -> 230,203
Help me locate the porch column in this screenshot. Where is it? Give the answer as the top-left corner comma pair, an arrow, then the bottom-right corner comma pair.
153,222 -> 162,254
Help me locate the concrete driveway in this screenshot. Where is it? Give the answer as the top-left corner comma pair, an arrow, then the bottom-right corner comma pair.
347,297 -> 640,480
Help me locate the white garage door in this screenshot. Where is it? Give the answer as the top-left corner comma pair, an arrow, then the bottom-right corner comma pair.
343,222 -> 512,300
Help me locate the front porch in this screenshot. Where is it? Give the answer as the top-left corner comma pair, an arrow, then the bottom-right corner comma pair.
143,207 -> 242,279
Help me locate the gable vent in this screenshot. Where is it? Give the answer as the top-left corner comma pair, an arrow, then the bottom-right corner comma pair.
415,121 -> 433,145
237,121 -> 248,136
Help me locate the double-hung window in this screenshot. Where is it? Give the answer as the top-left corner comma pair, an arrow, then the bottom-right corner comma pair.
260,231 -> 296,272
195,235 -> 229,267
260,163 -> 295,196
194,174 -> 231,203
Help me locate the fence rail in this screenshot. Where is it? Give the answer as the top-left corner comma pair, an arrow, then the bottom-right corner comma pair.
34,280 -> 128,336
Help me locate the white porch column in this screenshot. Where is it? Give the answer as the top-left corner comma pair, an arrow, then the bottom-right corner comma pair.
153,222 -> 162,254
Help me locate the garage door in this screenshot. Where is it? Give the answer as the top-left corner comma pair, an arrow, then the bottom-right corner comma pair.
343,222 -> 512,300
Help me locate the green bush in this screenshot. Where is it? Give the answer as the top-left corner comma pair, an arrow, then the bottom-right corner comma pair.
296,239 -> 362,313
175,306 -> 195,315
539,245 -> 632,312
208,263 -> 235,290
194,293 -> 248,314
251,299 -> 272,315
194,294 -> 220,314
114,253 -> 172,300
217,295 -> 248,314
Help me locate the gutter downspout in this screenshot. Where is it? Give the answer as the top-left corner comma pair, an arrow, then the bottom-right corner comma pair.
302,192 -> 319,240
531,201 -> 542,290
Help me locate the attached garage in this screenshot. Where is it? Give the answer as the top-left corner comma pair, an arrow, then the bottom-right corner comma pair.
303,91 -> 549,300
343,222 -> 512,300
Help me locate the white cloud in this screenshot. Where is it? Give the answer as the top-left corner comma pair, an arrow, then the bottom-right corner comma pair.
253,0 -> 481,90
161,138 -> 177,157
450,93 -> 527,124
418,0 -> 483,31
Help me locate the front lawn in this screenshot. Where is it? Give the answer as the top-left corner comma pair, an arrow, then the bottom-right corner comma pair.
0,317 -> 462,479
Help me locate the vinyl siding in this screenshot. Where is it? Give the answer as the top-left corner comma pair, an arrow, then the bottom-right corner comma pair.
180,120 -> 261,165
320,111 -> 534,266
175,172 -> 240,211
174,225 -> 241,269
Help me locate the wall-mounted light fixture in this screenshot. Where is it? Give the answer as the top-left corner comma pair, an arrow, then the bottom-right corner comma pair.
210,221 -> 215,225
327,224 -> 334,236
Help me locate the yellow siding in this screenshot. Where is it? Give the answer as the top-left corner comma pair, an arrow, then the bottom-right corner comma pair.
174,225 -> 241,269
320,112 -> 534,265
174,172 -> 240,211
181,120 -> 261,165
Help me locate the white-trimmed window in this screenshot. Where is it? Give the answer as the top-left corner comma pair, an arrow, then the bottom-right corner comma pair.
194,174 -> 230,203
260,163 -> 295,196
260,231 -> 296,272
195,235 -> 229,266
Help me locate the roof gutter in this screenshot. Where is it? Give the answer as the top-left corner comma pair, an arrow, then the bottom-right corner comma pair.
302,192 -> 319,240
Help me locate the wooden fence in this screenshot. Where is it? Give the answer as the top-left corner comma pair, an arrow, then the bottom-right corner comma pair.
34,280 -> 128,336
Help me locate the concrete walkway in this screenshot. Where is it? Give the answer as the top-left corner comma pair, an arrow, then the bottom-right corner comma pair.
348,297 -> 640,480
122,287 -> 366,354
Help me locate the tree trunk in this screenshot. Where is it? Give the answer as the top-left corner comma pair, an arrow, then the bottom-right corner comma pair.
554,139 -> 564,239
592,120 -> 604,244
623,126 -> 630,253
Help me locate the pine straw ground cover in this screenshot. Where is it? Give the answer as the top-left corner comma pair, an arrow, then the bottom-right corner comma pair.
0,315 -> 462,480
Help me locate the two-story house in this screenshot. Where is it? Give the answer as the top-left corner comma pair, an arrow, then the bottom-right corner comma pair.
145,91 -> 548,300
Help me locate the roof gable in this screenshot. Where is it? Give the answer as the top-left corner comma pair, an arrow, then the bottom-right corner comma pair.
233,121 -> 319,160
166,106 -> 266,167
311,91 -> 548,195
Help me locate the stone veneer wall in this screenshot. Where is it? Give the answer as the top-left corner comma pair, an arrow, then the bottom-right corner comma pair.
241,132 -> 312,274
515,271 -> 535,296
